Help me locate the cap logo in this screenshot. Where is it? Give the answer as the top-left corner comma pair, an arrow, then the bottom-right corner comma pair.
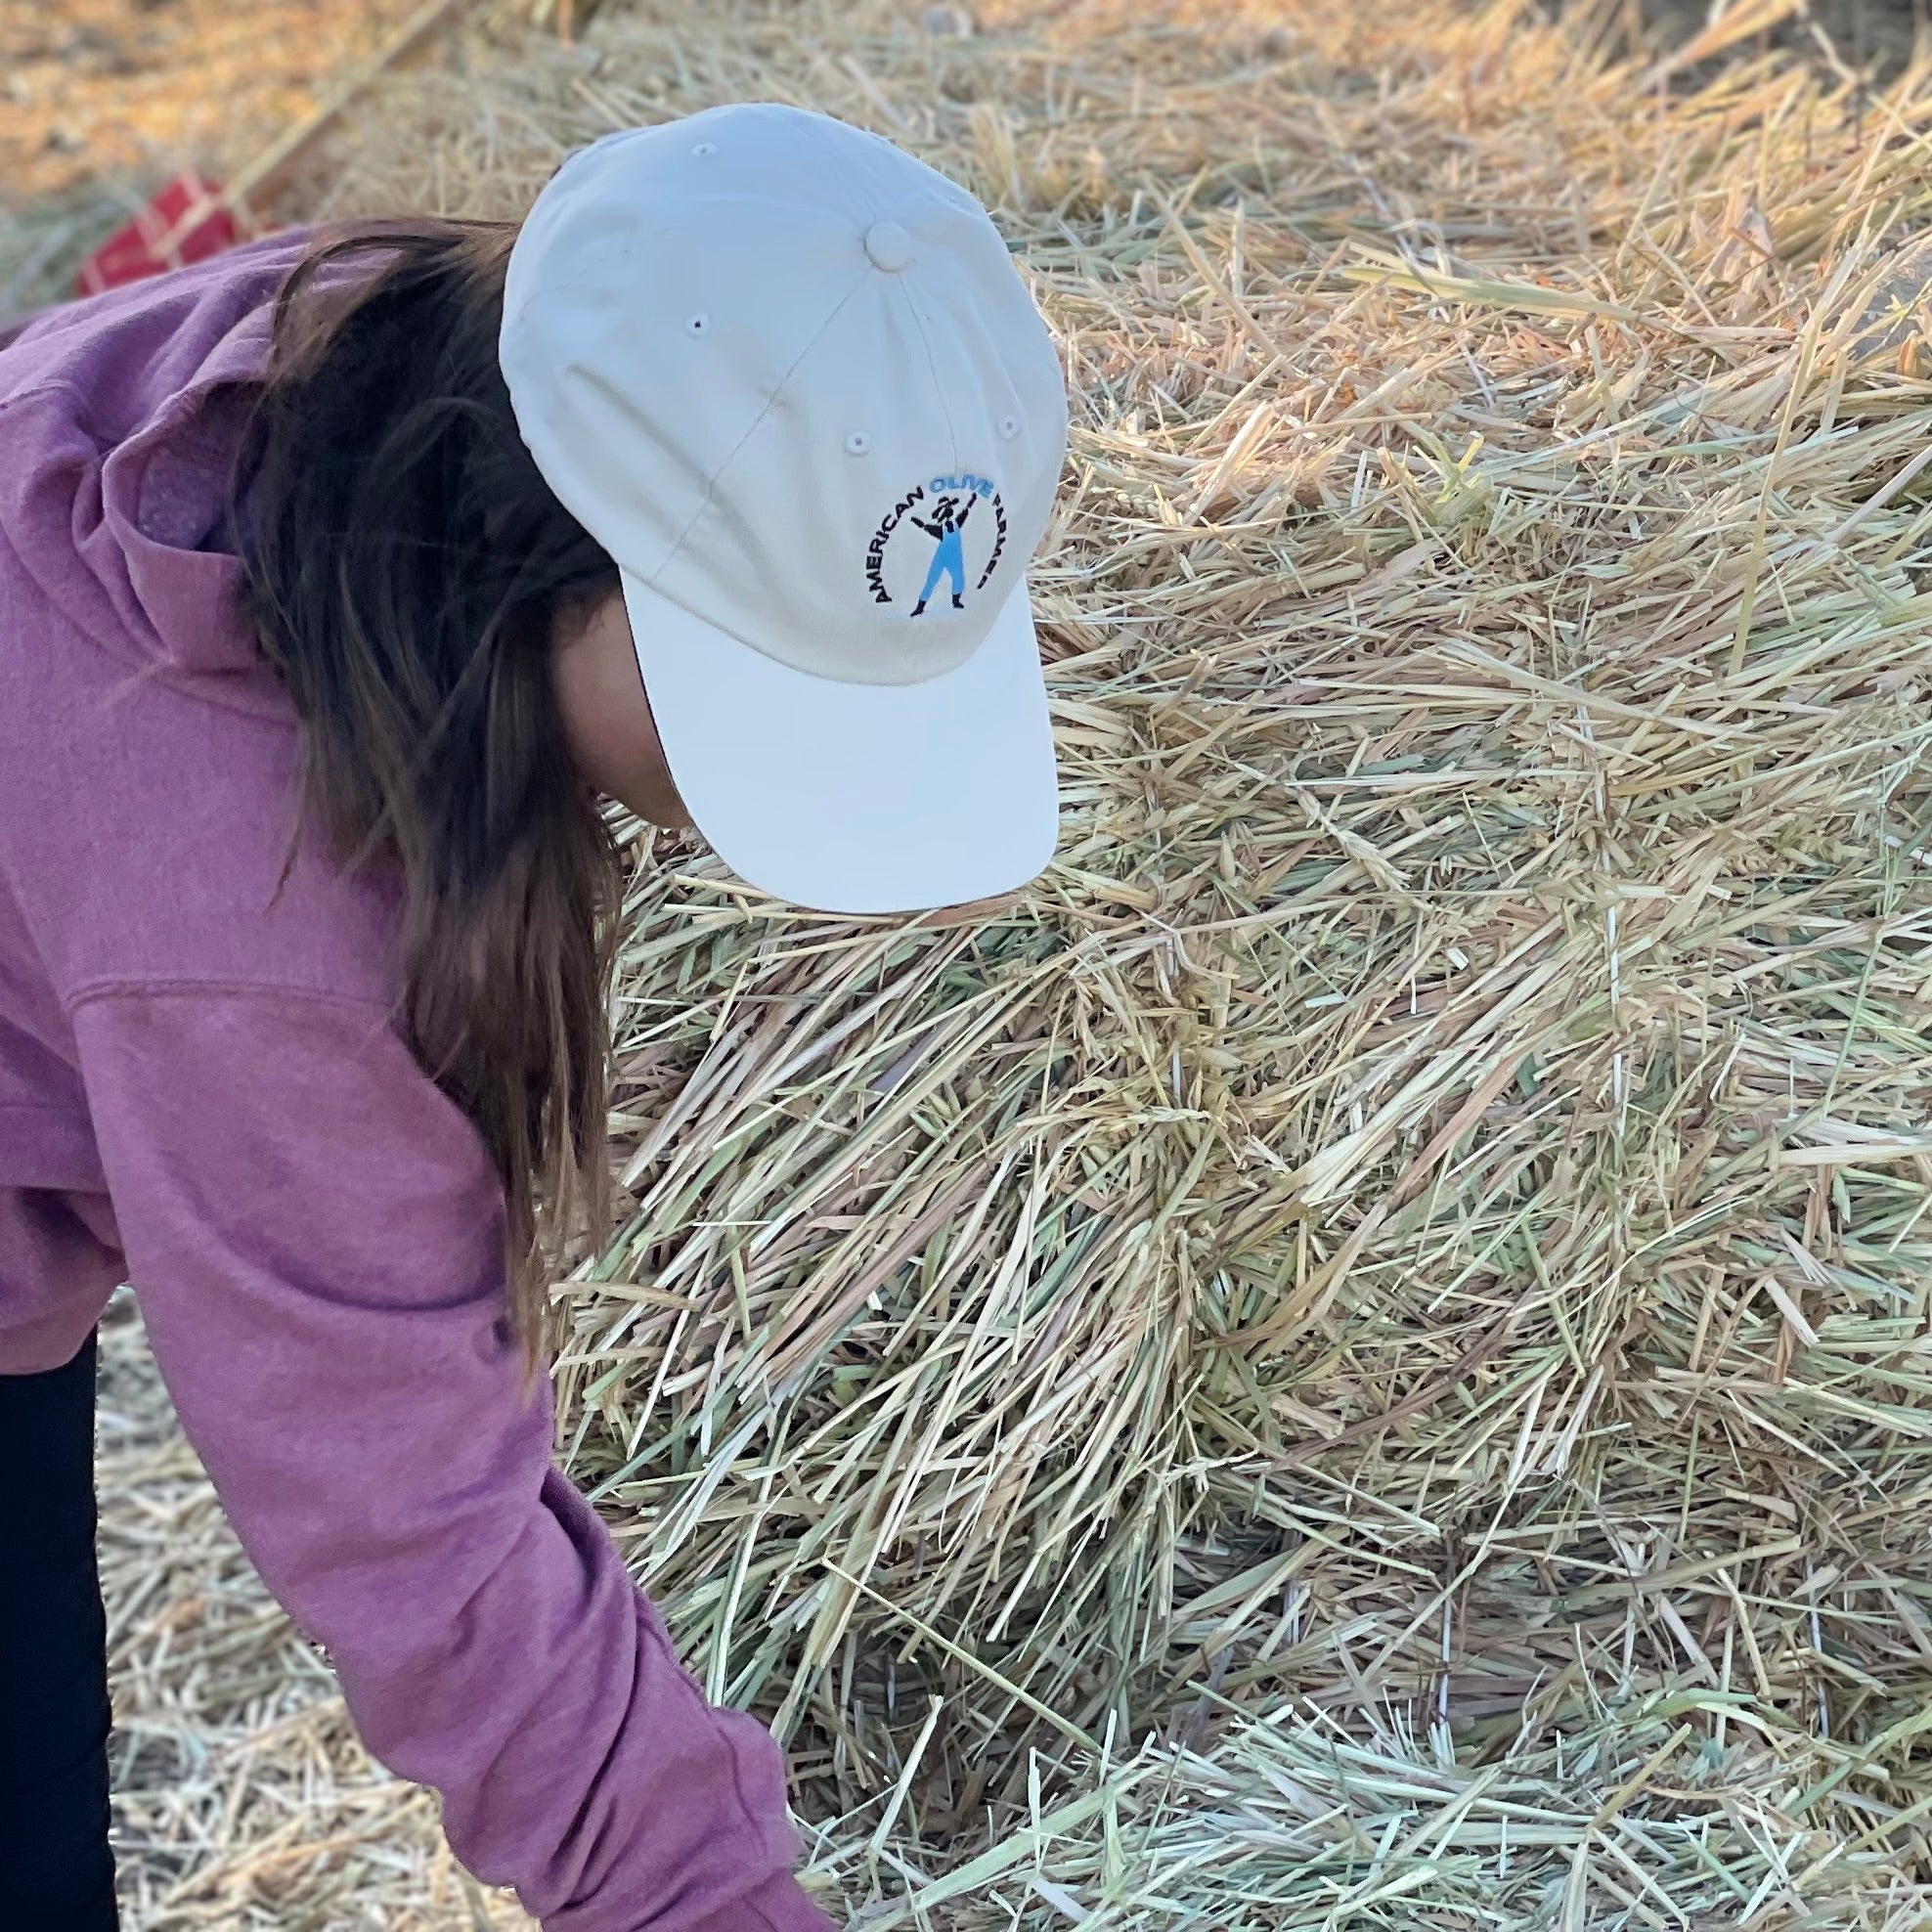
864,473 -> 1009,617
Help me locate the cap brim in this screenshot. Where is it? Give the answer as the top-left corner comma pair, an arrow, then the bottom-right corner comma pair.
621,572 -> 1058,914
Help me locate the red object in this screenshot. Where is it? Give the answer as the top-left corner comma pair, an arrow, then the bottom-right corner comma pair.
76,171 -> 242,297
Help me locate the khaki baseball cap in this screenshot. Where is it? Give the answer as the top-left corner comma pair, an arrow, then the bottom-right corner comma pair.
500,103 -> 1068,913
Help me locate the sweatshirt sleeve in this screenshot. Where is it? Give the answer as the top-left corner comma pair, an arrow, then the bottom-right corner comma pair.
70,987 -> 833,1932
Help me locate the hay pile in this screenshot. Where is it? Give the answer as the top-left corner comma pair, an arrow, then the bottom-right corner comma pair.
102,0 -> 1932,1925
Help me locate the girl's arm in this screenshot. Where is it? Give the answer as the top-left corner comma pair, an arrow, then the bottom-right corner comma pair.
73,986 -> 830,1932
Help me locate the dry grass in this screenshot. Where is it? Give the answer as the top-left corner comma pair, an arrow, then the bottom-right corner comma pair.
96,0 -> 1932,1926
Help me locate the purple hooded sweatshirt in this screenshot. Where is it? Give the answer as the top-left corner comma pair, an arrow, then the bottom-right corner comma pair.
0,235 -> 834,1932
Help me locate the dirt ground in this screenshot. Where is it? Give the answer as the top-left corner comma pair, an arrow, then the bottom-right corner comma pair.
0,0 -> 438,322
1,0 -> 417,202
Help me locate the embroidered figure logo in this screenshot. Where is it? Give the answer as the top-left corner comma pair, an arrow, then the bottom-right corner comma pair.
863,472 -> 1009,615
910,495 -> 973,615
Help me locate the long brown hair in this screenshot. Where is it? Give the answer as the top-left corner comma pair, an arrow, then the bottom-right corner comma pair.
231,220 -> 623,1361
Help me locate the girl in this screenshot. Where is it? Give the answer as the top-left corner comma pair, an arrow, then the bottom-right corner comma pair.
0,104 -> 1066,1930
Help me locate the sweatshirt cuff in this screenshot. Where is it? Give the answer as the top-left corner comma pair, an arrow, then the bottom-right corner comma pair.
696,1866 -> 837,1932
554,1862 -> 837,1932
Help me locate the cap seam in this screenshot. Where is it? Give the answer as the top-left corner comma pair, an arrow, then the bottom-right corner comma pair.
893,276 -> 962,474
637,263 -> 874,594
809,116 -> 960,471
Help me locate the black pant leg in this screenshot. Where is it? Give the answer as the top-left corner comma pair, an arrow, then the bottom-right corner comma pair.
0,1331 -> 120,1930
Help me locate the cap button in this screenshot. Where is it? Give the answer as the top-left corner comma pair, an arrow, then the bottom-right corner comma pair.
863,221 -> 916,273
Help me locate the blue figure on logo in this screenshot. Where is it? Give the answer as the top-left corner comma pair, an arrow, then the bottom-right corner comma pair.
909,495 -> 974,616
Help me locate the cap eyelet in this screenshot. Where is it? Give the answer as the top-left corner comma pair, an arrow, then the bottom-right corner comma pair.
845,430 -> 872,456
685,312 -> 710,336
998,415 -> 1022,440
691,142 -> 718,156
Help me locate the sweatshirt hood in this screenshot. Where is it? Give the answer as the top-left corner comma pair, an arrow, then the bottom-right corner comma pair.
0,231 -> 311,705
